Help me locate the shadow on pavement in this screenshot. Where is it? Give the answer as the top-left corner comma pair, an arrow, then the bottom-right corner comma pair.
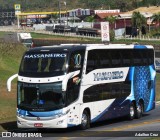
1,121 -> 17,132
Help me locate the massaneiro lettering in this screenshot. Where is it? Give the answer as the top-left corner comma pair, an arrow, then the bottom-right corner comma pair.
24,53 -> 66,58
93,71 -> 124,81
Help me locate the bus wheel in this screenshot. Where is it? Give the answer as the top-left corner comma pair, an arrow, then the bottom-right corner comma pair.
128,102 -> 135,120
135,102 -> 143,119
79,110 -> 90,130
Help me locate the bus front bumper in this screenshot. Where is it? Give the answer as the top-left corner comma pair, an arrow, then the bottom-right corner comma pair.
17,115 -> 68,128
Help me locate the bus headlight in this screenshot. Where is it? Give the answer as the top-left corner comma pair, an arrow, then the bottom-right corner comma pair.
53,109 -> 70,119
17,113 -> 24,118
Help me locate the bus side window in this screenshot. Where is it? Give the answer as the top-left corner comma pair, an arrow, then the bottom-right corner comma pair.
143,50 -> 149,66
68,51 -> 84,72
66,77 -> 80,105
148,50 -> 154,65
111,50 -> 122,68
68,57 -> 75,72
99,50 -> 111,68
86,50 -> 99,74
122,50 -> 131,67
133,50 -> 143,66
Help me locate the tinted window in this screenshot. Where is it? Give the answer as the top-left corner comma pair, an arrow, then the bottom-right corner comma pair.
121,49 -> 132,67
86,50 -> 99,73
111,50 -> 122,67
86,48 -> 154,74
83,82 -> 131,103
68,50 -> 85,72
133,50 -> 143,66
19,52 -> 67,77
148,49 -> 154,65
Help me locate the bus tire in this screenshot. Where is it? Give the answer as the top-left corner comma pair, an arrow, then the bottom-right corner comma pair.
135,102 -> 143,119
79,110 -> 90,130
128,102 -> 136,120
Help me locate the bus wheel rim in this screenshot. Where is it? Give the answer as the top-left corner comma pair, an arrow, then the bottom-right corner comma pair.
82,113 -> 87,126
130,106 -> 134,117
137,103 -> 142,114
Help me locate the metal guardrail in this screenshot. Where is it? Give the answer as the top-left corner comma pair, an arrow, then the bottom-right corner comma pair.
34,30 -> 101,39
0,25 -> 101,39
124,35 -> 160,41
0,25 -> 160,42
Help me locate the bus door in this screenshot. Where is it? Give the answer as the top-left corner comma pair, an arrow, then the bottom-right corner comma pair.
82,50 -> 108,121
66,50 -> 85,125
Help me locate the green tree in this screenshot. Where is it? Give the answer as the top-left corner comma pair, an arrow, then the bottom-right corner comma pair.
152,12 -> 160,28
131,11 -> 147,36
85,15 -> 95,22
51,13 -> 59,22
84,15 -> 95,27
104,16 -> 117,29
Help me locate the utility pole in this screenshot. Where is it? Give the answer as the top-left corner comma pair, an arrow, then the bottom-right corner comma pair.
64,1 -> 68,25
58,0 -> 61,24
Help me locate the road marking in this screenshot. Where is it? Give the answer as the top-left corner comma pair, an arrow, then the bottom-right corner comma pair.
107,119 -> 160,131
109,120 -> 160,131
60,137 -> 72,140
64,119 -> 160,139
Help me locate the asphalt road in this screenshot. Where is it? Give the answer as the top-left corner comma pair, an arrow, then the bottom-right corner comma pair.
1,103 -> 160,139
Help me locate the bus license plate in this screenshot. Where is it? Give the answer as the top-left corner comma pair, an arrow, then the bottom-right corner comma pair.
34,123 -> 43,127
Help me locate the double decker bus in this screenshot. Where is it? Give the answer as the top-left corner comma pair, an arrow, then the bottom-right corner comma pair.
7,44 -> 156,129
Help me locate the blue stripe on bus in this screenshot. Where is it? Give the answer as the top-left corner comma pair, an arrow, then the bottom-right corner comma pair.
91,98 -> 129,123
146,66 -> 156,111
91,64 -> 156,123
18,109 -> 63,117
134,45 -> 147,49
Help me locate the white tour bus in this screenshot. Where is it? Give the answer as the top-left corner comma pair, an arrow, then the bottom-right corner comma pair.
7,44 -> 156,129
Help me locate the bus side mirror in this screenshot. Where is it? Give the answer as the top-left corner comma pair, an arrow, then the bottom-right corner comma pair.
62,70 -> 80,91
7,74 -> 18,92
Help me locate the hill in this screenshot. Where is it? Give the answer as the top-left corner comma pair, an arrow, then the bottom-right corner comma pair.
0,0 -> 159,12
125,6 -> 160,14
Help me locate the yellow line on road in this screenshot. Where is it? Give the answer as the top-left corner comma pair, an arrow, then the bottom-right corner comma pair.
54,105 -> 160,139
63,119 -> 160,139
107,119 -> 160,131
60,137 -> 72,140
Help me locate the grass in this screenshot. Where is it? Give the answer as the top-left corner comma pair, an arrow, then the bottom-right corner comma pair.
0,42 -> 26,132
0,42 -> 27,82
0,31 -> 8,38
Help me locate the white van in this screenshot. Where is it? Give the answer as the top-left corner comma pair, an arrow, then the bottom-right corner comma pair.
17,33 -> 33,48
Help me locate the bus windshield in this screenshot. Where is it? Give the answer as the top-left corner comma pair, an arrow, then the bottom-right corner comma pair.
21,39 -> 33,44
17,82 -> 65,111
19,52 -> 67,77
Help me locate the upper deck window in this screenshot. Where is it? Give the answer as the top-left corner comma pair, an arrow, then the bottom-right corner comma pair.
19,52 -> 67,77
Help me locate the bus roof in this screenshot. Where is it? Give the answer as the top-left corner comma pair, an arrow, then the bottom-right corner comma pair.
29,44 -> 154,53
